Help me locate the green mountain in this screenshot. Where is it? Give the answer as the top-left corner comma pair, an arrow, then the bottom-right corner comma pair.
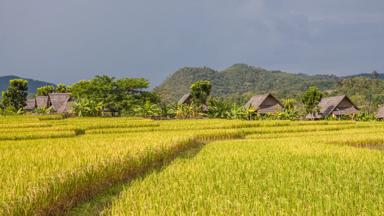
154,64 -> 340,102
0,75 -> 54,94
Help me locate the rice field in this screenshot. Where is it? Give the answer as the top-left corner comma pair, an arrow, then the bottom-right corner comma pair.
0,116 -> 383,215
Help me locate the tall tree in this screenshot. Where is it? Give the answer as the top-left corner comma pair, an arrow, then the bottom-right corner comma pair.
301,86 -> 324,116
2,79 -> 29,110
70,75 -> 152,116
190,80 -> 212,105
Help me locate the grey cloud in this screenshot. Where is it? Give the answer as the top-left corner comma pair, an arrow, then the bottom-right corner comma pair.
0,0 -> 383,85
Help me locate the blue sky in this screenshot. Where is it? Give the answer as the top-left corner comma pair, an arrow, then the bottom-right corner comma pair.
1,0 -> 383,85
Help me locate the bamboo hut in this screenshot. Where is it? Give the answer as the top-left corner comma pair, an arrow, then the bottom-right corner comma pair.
306,95 -> 359,119
36,96 -> 51,109
376,106 -> 384,120
178,93 -> 192,105
244,93 -> 283,113
24,98 -> 36,111
48,93 -> 73,113
178,93 -> 209,112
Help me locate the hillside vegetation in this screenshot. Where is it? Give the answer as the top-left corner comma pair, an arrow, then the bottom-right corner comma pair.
154,64 -> 340,102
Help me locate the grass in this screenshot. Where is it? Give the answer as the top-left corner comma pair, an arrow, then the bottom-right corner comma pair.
0,116 -> 384,215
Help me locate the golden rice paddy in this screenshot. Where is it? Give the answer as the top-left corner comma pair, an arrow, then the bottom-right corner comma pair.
0,116 -> 383,215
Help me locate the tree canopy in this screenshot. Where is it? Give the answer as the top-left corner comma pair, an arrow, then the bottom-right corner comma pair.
190,80 -> 212,105
70,75 -> 154,115
2,79 -> 29,110
37,85 -> 55,96
301,86 -> 324,115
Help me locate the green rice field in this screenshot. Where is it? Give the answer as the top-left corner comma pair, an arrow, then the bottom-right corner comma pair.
1,116 -> 384,215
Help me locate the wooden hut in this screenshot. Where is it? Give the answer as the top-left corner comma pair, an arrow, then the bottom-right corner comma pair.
36,96 -> 51,109
376,106 -> 384,120
244,93 -> 283,113
178,93 -> 192,105
24,98 -> 37,111
178,93 -> 209,112
306,95 -> 359,119
48,93 -> 73,113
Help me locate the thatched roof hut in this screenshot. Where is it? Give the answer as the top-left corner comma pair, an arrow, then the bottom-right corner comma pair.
178,93 -> 192,105
24,98 -> 36,111
36,96 -> 50,109
49,93 -> 73,113
244,93 -> 283,113
306,95 -> 359,119
376,106 -> 384,120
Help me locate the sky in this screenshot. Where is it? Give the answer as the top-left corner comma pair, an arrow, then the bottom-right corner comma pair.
1,0 -> 383,86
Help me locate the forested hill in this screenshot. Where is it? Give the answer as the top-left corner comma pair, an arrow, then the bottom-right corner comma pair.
154,64 -> 341,102
345,73 -> 384,80
0,75 -> 54,94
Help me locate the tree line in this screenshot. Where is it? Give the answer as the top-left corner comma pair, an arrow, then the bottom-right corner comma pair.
0,74 -> 381,121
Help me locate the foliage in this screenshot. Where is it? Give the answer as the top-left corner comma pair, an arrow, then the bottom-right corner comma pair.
282,98 -> 296,112
70,75 -> 152,116
207,98 -> 247,120
36,85 -> 55,96
175,103 -> 201,119
72,98 -> 103,117
34,107 -> 52,115
207,98 -> 232,119
1,79 -> 29,111
353,112 -> 376,121
335,75 -> 384,112
228,104 -> 247,120
301,86 -> 324,115
133,101 -> 161,118
56,84 -> 69,93
0,106 -> 18,116
190,80 -> 212,106
158,102 -> 175,119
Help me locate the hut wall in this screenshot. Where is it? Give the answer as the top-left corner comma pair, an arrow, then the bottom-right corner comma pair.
259,104 -> 283,113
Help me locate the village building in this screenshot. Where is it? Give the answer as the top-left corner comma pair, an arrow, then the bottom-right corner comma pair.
178,93 -> 192,105
306,95 -> 359,119
48,93 -> 73,114
178,93 -> 209,112
24,98 -> 37,111
376,106 -> 384,120
36,96 -> 51,109
244,93 -> 283,113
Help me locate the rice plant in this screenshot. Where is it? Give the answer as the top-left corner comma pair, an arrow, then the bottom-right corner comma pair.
1,117 -> 383,215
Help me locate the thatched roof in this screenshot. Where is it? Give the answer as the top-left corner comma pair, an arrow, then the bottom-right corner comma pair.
178,93 -> 192,105
376,106 -> 384,119
24,99 -> 36,111
244,93 -> 283,113
306,95 -> 359,119
36,96 -> 50,109
49,93 -> 72,113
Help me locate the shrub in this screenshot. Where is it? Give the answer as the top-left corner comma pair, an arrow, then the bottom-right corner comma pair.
72,98 -> 103,117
